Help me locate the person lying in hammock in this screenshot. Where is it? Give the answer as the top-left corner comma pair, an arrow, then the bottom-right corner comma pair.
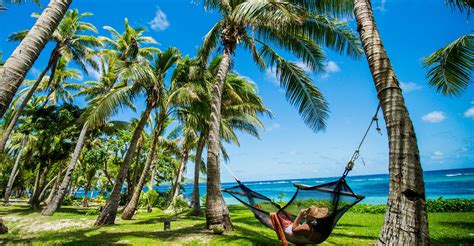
270,205 -> 329,242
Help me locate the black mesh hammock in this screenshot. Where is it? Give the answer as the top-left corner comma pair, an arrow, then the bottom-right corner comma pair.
223,105 -> 381,245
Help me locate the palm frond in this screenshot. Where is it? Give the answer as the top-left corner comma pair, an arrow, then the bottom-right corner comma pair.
423,34 -> 473,96
260,43 -> 328,131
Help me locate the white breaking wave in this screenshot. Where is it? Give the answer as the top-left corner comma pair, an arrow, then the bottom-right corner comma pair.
446,173 -> 462,177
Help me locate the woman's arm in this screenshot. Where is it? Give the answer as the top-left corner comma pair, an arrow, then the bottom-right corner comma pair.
291,209 -> 311,235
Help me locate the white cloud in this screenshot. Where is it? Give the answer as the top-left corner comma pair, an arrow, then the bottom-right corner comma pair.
85,55 -> 101,80
265,67 -> 279,85
149,7 -> 169,31
400,81 -> 422,92
376,0 -> 387,12
266,122 -> 281,132
464,107 -> 474,119
325,61 -> 341,73
31,67 -> 41,77
422,111 -> 446,123
320,61 -> 341,79
295,61 -> 312,73
431,151 -> 444,160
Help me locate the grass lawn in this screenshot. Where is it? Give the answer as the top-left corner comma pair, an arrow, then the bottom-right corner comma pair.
0,204 -> 473,245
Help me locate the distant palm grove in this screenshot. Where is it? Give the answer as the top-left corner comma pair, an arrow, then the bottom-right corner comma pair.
0,0 -> 472,245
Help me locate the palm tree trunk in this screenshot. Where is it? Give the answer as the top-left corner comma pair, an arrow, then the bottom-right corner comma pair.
148,166 -> 155,191
0,0 -> 71,117
192,133 -> 206,216
0,50 -> 59,153
95,105 -> 153,225
168,149 -> 189,209
44,168 -> 61,205
122,124 -> 161,220
353,0 -> 429,244
41,121 -> 89,216
206,46 -> 233,230
30,165 -> 48,210
81,176 -> 93,207
3,137 -> 27,205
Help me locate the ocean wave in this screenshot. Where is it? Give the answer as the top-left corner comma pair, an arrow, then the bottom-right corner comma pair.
446,173 -> 462,177
353,179 -> 366,182
315,180 -> 326,183
368,178 -> 383,181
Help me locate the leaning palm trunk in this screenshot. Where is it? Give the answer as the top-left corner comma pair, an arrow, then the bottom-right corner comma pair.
3,137 -> 27,205
0,0 -> 71,117
95,105 -> 153,225
192,133 -> 206,215
0,49 -> 59,153
121,125 -> 160,220
41,121 -> 89,216
168,149 -> 189,209
353,0 -> 429,244
206,45 -> 234,229
30,165 -> 48,210
44,168 -> 62,205
81,174 -> 93,207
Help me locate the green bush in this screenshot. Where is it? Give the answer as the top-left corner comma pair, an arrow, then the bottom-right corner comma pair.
62,197 -> 74,206
427,198 -> 474,212
349,198 -> 474,213
85,207 -> 101,216
138,190 -> 171,209
201,194 -> 206,207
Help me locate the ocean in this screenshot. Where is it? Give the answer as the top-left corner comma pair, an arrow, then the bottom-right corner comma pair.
76,168 -> 474,205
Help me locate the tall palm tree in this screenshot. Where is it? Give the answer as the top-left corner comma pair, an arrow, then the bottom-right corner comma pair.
353,0 -> 428,244
175,56 -> 269,215
0,0 -> 71,116
94,22 -> 171,225
423,1 -> 473,96
41,56 -> 130,216
0,9 -> 100,153
122,53 -> 204,220
200,0 -> 361,228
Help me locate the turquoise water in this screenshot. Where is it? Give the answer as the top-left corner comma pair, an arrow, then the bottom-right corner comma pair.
76,168 -> 474,205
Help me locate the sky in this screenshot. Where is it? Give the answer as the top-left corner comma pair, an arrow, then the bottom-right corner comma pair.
0,0 -> 472,182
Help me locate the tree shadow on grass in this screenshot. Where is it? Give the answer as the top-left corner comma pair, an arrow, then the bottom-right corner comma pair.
438,221 -> 474,230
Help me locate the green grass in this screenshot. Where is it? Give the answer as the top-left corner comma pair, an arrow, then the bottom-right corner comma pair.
0,204 -> 473,245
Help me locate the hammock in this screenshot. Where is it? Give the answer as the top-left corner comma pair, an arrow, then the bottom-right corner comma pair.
223,105 -> 381,245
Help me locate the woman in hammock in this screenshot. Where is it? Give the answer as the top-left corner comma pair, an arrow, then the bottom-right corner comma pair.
269,205 -> 329,243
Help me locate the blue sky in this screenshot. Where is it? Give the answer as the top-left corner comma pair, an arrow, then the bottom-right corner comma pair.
0,0 -> 472,182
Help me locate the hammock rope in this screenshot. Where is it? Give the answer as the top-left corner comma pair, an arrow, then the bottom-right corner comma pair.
223,104 -> 382,245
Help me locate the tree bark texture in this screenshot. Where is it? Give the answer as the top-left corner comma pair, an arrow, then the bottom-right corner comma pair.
205,47 -> 233,230
353,0 -> 429,244
0,0 -> 71,117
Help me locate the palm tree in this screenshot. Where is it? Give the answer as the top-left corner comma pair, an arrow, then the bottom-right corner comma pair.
423,1 -> 473,96
121,52 -> 205,220
94,21 -> 169,225
0,0 -> 71,116
200,0 -> 361,228
41,56 -> 129,216
353,0 -> 428,244
0,9 -> 100,153
40,57 -> 83,107
3,135 -> 28,205
174,56 -> 269,215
